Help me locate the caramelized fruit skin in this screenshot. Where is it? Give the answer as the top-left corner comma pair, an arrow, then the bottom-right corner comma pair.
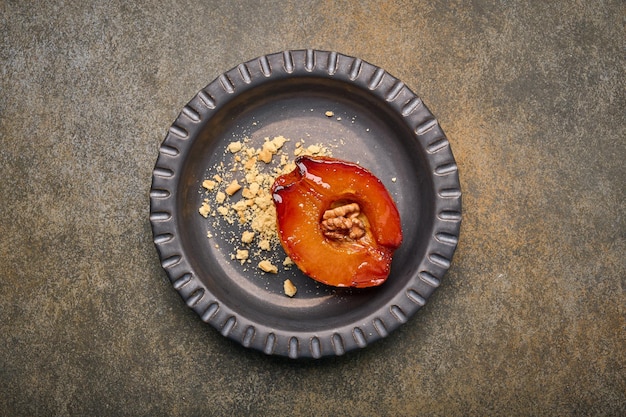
271,156 -> 402,288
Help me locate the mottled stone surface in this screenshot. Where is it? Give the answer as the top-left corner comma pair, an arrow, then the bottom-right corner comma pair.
1,0 -> 624,416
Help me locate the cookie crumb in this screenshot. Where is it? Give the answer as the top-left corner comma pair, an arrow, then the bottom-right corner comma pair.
241,185 -> 259,199
244,156 -> 257,170
259,260 -> 278,273
284,279 -> 297,297
198,134 -> 333,274
271,135 -> 288,149
258,147 -> 273,164
227,141 -> 243,153
198,202 -> 210,218
307,144 -> 321,154
225,179 -> 242,196
241,231 -> 255,244
202,180 -> 217,191
325,111 -> 334,117
236,249 -> 249,264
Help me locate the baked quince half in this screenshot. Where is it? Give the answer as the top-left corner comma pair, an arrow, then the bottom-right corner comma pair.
271,156 -> 402,288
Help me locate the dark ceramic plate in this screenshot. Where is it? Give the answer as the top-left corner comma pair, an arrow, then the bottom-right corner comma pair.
150,50 -> 461,358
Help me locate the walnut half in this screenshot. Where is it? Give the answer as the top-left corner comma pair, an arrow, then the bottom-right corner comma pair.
321,202 -> 366,241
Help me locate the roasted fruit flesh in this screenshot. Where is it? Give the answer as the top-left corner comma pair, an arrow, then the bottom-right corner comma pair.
271,156 -> 403,288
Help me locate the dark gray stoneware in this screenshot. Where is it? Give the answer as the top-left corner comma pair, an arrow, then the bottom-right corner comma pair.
150,50 -> 461,358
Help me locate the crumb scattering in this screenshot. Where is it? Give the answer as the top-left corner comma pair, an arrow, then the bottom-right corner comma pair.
198,134 -> 333,279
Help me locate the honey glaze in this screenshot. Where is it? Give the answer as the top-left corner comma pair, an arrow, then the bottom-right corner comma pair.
271,156 -> 402,288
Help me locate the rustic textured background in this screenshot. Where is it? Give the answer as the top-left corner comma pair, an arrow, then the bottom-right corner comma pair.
1,0 -> 624,415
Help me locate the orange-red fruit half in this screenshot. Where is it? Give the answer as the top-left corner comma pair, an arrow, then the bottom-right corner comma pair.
271,156 -> 403,288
